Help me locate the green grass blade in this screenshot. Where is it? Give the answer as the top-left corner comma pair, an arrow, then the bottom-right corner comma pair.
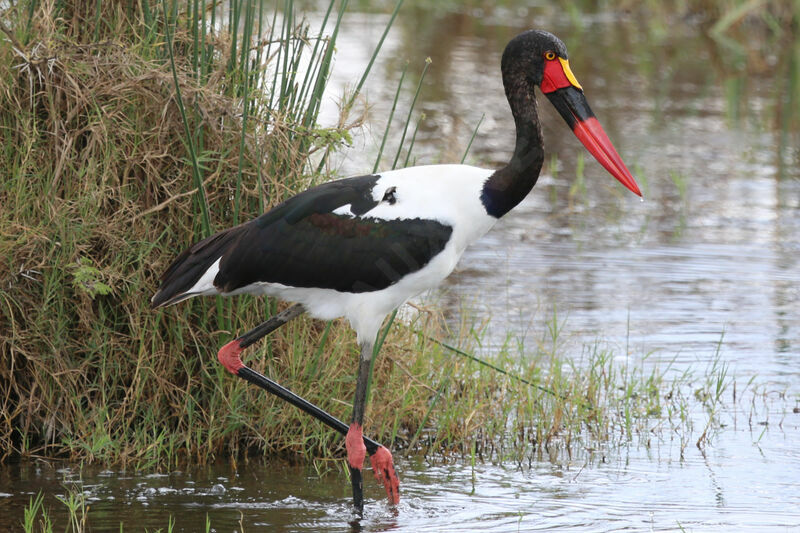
402,113 -> 424,167
346,0 -> 404,110
373,62 -> 408,173
293,1 -> 335,117
365,309 -> 398,404
392,57 -> 431,169
303,0 -> 348,128
233,43 -> 251,225
422,334 -> 565,400
162,0 -> 211,236
461,113 -> 484,164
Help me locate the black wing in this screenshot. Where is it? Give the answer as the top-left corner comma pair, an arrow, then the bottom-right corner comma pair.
151,175 -> 453,307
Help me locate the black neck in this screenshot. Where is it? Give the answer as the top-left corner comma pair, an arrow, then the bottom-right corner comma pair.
481,77 -> 544,219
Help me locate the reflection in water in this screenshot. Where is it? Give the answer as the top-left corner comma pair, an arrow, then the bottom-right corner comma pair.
3,2 -> 800,532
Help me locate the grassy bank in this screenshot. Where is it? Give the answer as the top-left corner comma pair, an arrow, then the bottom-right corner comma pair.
0,0 -> 389,467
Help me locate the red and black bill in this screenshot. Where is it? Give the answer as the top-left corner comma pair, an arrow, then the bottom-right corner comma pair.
540,55 -> 642,197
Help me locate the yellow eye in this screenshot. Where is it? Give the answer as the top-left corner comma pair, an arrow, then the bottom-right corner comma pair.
544,51 -> 556,61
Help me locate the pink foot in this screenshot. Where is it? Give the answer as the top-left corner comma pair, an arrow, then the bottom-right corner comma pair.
345,423 -> 366,470
217,340 -> 244,375
370,445 -> 400,504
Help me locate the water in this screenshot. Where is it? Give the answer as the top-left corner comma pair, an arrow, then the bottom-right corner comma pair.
3,3 -> 799,531
2,424 -> 798,531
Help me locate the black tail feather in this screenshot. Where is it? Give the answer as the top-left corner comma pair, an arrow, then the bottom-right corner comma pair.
151,225 -> 246,308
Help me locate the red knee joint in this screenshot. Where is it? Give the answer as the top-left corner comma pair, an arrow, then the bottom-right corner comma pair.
370,445 -> 400,504
345,423 -> 366,470
217,340 -> 244,375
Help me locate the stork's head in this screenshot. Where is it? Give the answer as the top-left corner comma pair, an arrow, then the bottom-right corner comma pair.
503,30 -> 642,197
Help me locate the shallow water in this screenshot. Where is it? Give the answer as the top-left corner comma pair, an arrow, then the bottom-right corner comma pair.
2,414 -> 798,532
3,2 -> 800,531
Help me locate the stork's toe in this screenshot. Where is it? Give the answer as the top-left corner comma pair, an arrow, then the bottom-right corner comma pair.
370,445 -> 400,504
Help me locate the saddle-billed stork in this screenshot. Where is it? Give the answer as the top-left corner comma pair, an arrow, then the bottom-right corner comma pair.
151,29 -> 641,513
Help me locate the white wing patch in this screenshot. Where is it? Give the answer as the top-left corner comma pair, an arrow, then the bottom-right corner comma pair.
186,257 -> 222,296
365,165 -> 492,223
332,204 -> 354,217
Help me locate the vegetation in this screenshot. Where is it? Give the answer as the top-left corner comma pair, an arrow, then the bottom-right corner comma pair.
4,0 -> 797,530
0,0 -> 391,467
1,0 -> 793,478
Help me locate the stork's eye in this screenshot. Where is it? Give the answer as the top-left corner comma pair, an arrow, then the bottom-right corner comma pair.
382,186 -> 397,205
544,51 -> 556,61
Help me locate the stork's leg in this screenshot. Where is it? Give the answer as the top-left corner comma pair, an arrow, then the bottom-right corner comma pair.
216,303 -> 397,507
240,303 -> 306,349
346,340 -> 400,515
216,303 -> 306,375
346,342 -> 372,514
217,304 -> 379,449
234,362 -> 385,453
